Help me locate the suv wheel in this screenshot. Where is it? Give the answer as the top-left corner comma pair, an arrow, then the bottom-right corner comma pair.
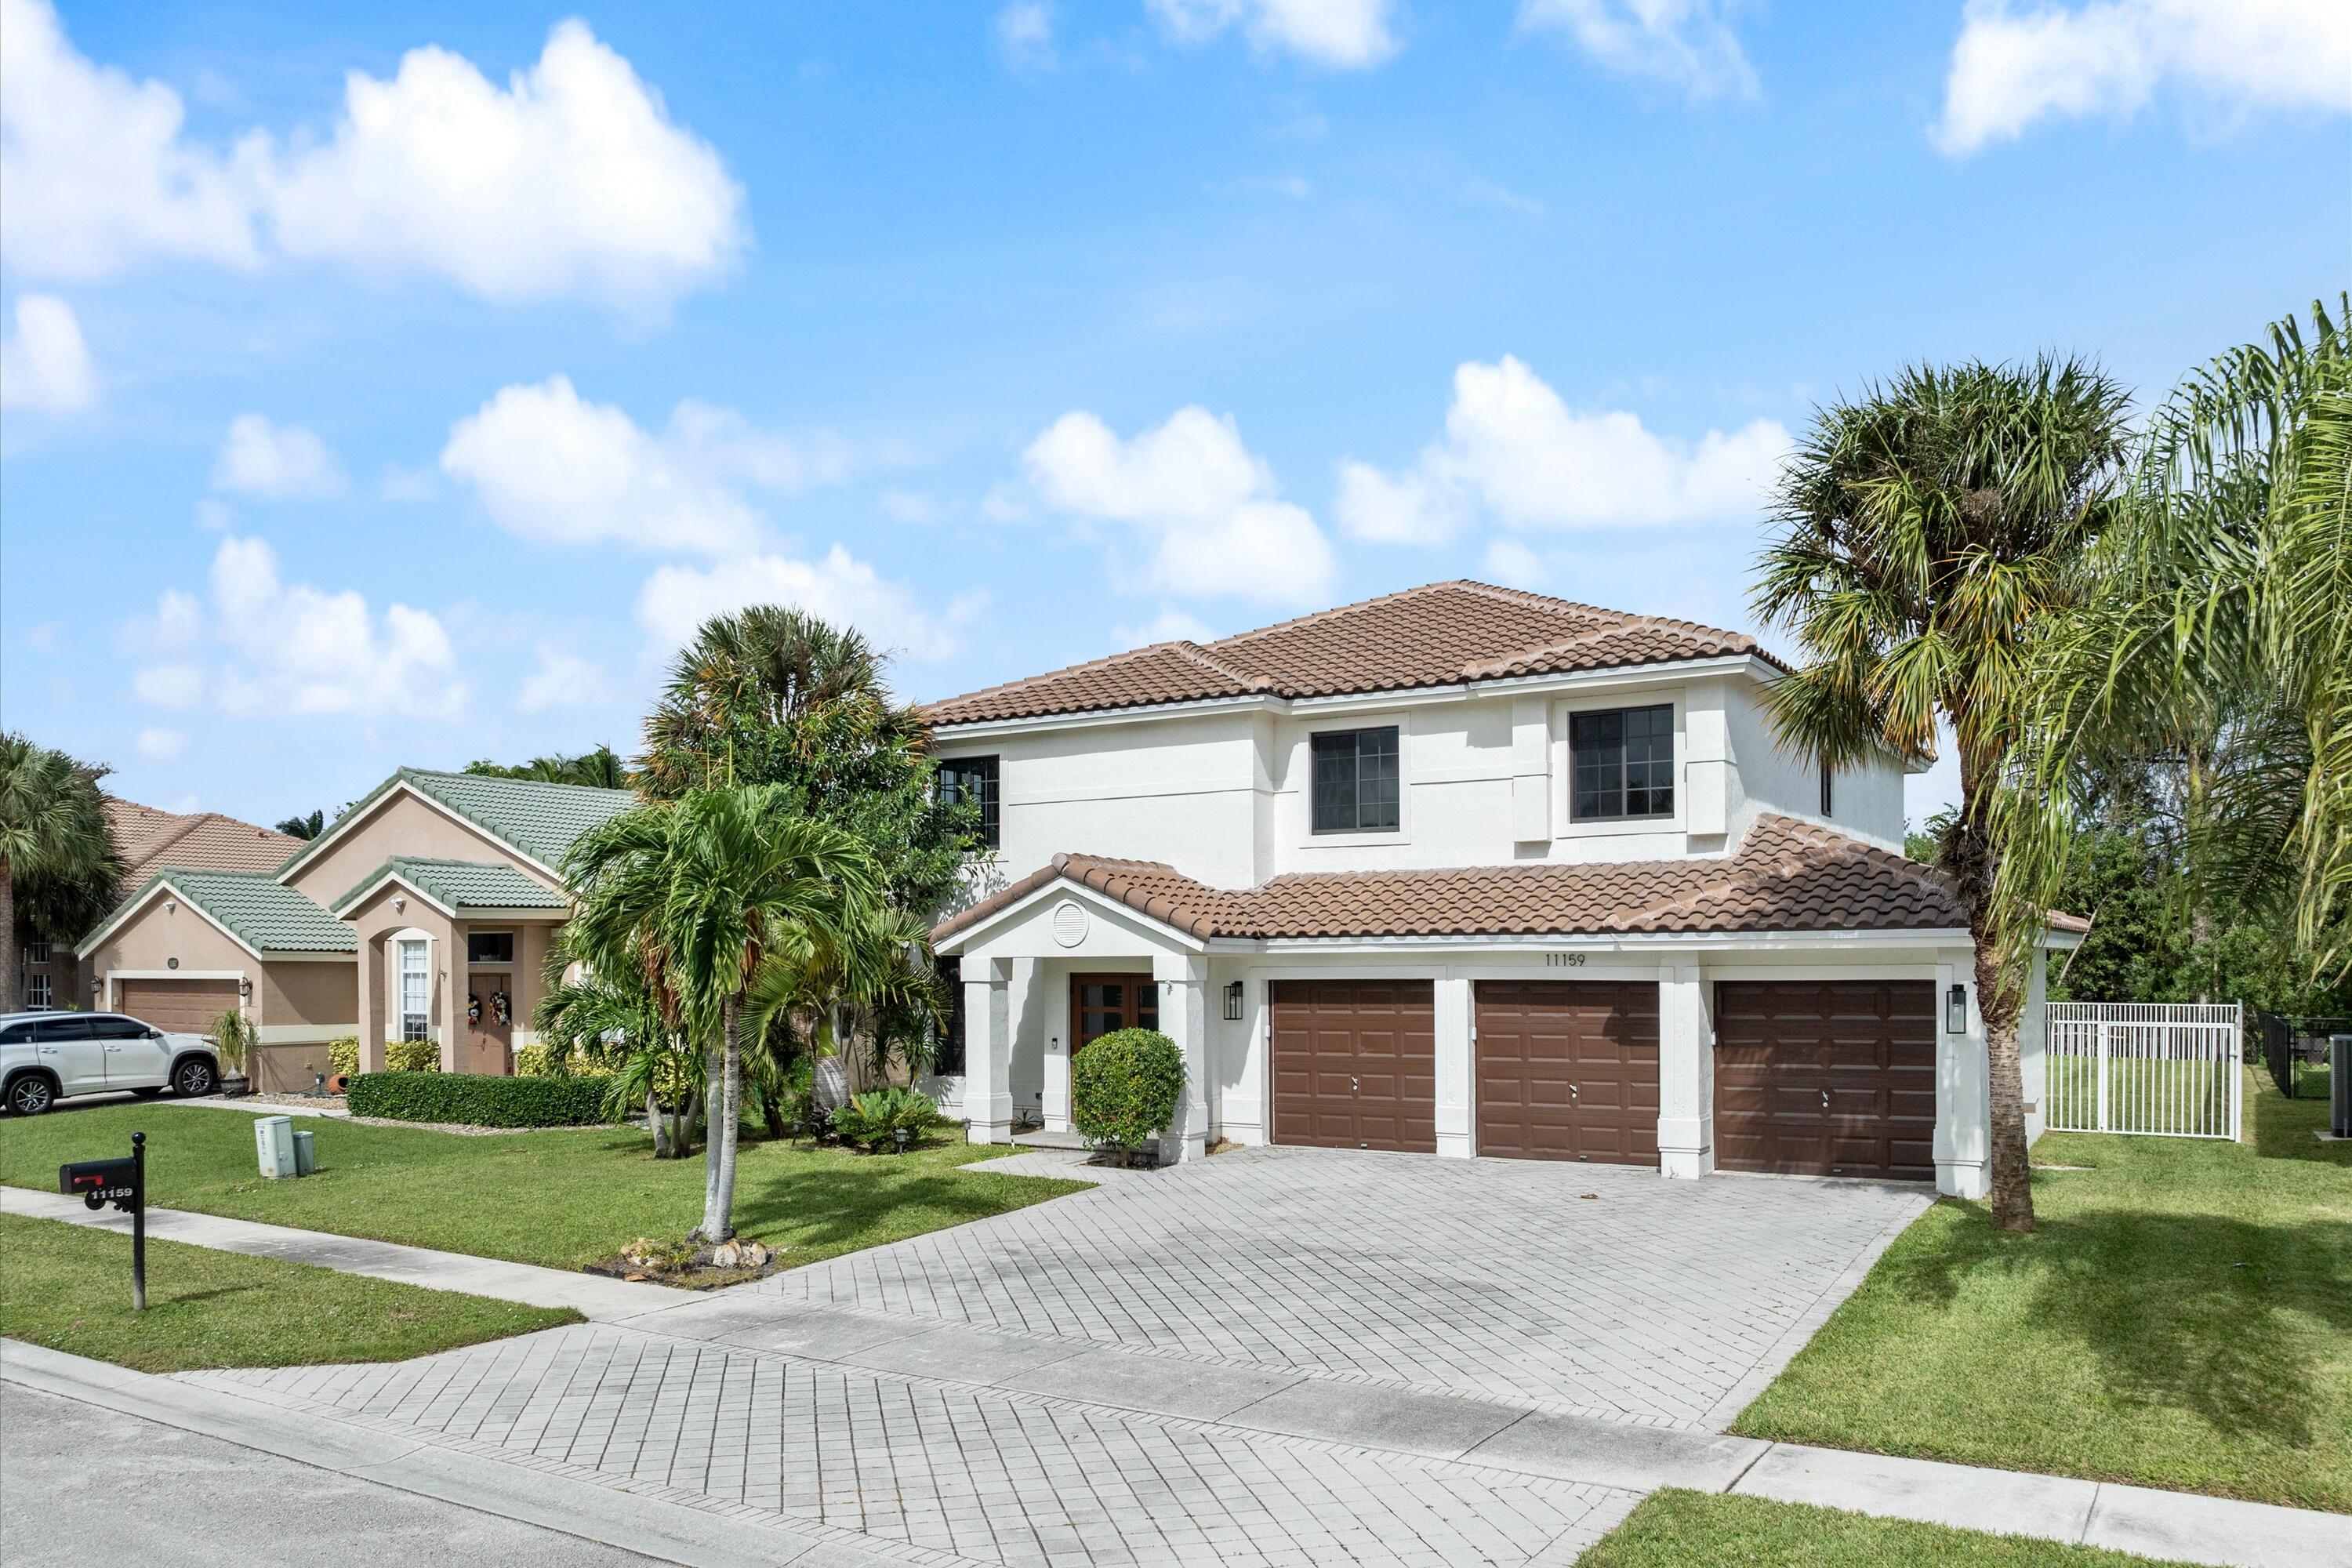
5,1074 -> 56,1116
172,1058 -> 218,1098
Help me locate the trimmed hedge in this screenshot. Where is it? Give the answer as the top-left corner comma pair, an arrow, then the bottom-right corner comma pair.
347,1071 -> 615,1129
383,1038 -> 442,1073
1071,1027 -> 1184,1152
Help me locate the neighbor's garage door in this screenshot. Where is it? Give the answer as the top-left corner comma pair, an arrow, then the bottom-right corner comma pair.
1270,980 -> 1436,1152
112,976 -> 241,1033
1475,981 -> 1659,1164
1714,981 -> 1935,1181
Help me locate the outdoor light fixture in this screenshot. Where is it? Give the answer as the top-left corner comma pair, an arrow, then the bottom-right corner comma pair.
1223,980 -> 1244,1022
1946,983 -> 1969,1034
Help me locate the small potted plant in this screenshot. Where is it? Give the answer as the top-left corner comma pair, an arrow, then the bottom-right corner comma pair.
209,1007 -> 258,1098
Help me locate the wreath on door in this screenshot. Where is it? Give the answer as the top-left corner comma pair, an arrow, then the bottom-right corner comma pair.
467,993 -> 482,1025
491,990 -> 511,1026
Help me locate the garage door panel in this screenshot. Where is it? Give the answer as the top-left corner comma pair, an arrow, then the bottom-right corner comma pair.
114,977 -> 241,1033
1714,981 -> 1936,1181
1270,980 -> 1437,1153
1475,981 -> 1659,1165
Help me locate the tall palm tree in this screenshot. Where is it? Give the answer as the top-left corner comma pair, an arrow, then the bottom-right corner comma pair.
564,783 -> 880,1241
1755,358 -> 2132,1232
465,746 -> 630,789
0,735 -> 121,1011
1998,297 -> 2352,982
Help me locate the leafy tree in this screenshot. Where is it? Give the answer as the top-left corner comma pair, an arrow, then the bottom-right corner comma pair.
742,902 -> 947,1128
274,808 -> 327,840
1,735 -> 122,1011
534,936 -> 703,1157
464,746 -> 630,789
640,607 -> 979,911
563,784 -> 880,1241
1755,358 -> 2132,1232
1999,297 -> 2352,988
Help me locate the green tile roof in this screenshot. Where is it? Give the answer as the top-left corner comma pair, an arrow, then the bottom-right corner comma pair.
84,869 -> 355,955
276,767 -> 636,884
329,858 -> 571,917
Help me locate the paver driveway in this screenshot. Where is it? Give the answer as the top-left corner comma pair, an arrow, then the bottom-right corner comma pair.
755,1145 -> 1930,1430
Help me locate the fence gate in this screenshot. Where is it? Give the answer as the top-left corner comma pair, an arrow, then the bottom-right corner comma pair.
2046,1003 -> 2242,1140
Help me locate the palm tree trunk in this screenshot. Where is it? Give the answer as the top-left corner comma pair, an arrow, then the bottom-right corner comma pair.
1954,745 -> 2035,1232
0,865 -> 18,1014
700,1036 -> 724,1228
649,1090 -> 675,1158
702,994 -> 742,1241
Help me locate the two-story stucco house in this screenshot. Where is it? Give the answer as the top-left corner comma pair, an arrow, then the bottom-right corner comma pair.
925,579 -> 2076,1199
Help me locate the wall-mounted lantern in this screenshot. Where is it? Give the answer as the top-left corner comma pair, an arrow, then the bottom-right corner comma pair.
1223,980 -> 1245,1022
1946,983 -> 1969,1035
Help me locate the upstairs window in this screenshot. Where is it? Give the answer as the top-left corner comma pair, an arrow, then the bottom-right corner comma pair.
467,931 -> 514,966
938,756 -> 1000,849
24,940 -> 49,964
1312,727 -> 1401,834
1570,705 -> 1675,822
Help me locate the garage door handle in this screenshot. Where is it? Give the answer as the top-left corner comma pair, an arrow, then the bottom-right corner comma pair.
1351,1076 -> 1359,1091
1569,1083 -> 1579,1099
1820,1090 -> 1831,1109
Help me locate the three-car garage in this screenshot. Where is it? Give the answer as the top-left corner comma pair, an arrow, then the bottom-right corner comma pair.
1267,975 -> 1936,1181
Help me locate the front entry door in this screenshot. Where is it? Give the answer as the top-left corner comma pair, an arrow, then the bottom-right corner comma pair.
1069,973 -> 1157,1052
466,971 -> 515,1075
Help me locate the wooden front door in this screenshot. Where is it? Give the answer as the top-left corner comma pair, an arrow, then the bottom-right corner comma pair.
1069,973 -> 1157,1052
466,971 -> 515,1075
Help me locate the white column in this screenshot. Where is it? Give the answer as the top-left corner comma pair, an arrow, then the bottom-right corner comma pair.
1153,952 -> 1210,1163
1043,974 -> 1072,1133
964,957 -> 1014,1144
1934,952 -> 1989,1198
1435,974 -> 1475,1157
1657,962 -> 1714,1178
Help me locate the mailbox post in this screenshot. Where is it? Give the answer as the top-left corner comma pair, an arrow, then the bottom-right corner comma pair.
59,1131 -> 147,1310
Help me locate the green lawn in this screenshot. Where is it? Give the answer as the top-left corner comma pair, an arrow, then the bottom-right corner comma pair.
1573,1490 -> 2192,1568
0,1213 -> 577,1373
1733,1070 -> 2351,1513
0,1105 -> 1088,1272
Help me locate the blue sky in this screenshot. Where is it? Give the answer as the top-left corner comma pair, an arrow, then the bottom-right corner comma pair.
3,0 -> 2347,831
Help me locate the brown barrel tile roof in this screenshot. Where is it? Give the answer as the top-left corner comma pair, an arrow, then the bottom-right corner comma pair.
105,798 -> 299,884
923,579 -> 1780,726
933,815 -> 1970,946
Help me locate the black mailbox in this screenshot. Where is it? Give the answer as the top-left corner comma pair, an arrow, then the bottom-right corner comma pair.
60,1156 -> 140,1212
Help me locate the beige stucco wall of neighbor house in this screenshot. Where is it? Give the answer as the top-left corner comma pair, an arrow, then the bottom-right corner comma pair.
282,790 -> 564,906
81,895 -> 253,1004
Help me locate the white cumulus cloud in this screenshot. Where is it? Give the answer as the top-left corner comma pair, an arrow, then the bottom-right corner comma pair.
516,644 -> 604,713
135,727 -> 187,763
1023,405 -> 1338,604
1517,0 -> 1760,102
1149,0 -> 1399,68
0,2 -> 743,309
637,545 -> 962,662
212,414 -> 347,499
0,292 -> 96,412
997,2 -> 1057,69
441,376 -> 856,556
1935,0 -> 2352,156
1334,356 -> 1789,540
1480,537 -> 1548,588
129,536 -> 465,721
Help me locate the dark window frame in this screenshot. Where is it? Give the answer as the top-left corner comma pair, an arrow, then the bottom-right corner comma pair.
938,755 -> 1001,851
1310,726 -> 1402,835
466,931 -> 516,966
935,957 -> 966,1075
1569,704 -> 1677,823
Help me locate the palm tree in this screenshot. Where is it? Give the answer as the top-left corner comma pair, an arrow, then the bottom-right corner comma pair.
1998,298 -> 2352,983
564,783 -> 880,1241
534,935 -> 703,1157
1,735 -> 121,1012
1755,358 -> 2132,1232
742,902 -> 947,1114
274,808 -> 328,840
464,746 -> 630,789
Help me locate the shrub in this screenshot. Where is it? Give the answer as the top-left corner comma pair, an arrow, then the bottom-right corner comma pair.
383,1038 -> 442,1073
514,1041 -> 618,1079
209,1008 -> 256,1075
326,1036 -> 359,1079
829,1085 -> 938,1151
1070,1028 -> 1184,1156
347,1071 -> 615,1128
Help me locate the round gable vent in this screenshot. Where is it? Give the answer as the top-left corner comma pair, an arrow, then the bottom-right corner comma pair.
1050,899 -> 1090,949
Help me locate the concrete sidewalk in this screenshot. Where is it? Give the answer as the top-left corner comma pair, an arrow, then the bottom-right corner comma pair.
2,1186 -> 689,1321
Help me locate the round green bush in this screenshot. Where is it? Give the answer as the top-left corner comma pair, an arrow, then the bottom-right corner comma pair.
1070,1027 -> 1184,1152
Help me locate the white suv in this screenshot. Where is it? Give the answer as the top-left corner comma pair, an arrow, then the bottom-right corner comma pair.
0,1011 -> 221,1116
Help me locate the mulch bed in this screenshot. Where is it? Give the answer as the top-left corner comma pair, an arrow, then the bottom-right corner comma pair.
583,1235 -> 794,1290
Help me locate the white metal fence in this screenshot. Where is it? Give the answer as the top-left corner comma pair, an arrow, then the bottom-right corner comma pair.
2046,1002 -> 2243,1140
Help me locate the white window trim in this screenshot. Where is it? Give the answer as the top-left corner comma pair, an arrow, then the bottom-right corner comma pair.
391,928 -> 434,1043
1298,717 -> 1411,848
25,974 -> 52,1008
1552,691 -> 1688,840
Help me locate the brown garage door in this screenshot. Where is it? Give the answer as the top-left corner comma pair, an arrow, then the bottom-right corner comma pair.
113,976 -> 241,1033
1270,980 -> 1436,1152
1714,981 -> 1935,1180
1475,981 -> 1659,1164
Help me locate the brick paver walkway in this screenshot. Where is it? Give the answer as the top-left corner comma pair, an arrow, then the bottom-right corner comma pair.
766,1145 -> 1929,1428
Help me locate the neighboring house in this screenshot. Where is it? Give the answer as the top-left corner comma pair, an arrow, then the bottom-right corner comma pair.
75,768 -> 633,1088
16,800 -> 298,1022
924,579 -> 2082,1198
